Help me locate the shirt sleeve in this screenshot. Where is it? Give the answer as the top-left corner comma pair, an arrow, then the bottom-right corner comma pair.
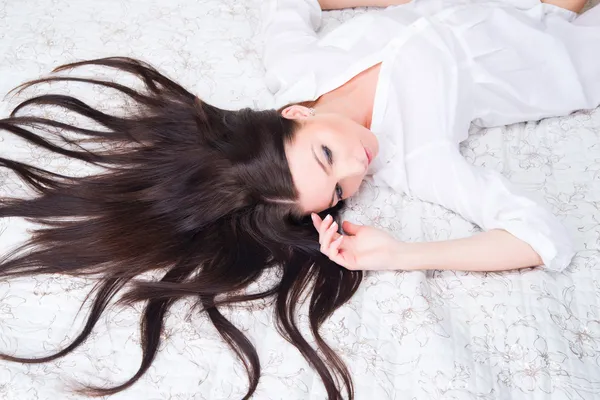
404,142 -> 575,271
261,0 -> 322,94
390,29 -> 575,271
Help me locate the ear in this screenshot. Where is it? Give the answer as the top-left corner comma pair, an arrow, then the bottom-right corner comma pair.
280,105 -> 313,120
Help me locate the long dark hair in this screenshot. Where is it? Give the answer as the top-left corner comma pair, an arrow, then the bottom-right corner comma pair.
0,57 -> 362,399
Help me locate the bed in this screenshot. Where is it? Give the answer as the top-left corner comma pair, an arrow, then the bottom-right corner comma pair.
1,0 -> 600,399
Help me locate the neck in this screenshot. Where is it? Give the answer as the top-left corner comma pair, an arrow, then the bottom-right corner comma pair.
314,90 -> 373,128
312,64 -> 380,129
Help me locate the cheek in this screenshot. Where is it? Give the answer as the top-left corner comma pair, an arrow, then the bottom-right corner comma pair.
345,174 -> 365,198
338,126 -> 365,156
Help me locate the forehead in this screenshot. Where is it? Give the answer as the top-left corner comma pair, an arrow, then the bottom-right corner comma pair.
285,123 -> 332,213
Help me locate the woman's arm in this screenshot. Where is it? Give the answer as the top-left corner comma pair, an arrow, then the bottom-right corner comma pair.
319,0 -> 586,12
402,143 -> 575,272
394,229 -> 544,272
313,215 -> 547,272
382,40 -> 575,273
318,0 -> 411,10
542,0 -> 586,13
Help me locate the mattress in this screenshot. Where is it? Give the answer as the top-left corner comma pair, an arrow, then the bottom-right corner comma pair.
1,0 -> 600,399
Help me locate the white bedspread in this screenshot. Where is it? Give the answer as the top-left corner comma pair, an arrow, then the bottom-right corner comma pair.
1,1 -> 600,399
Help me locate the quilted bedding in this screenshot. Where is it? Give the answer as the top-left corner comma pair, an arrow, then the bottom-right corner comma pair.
1,1 -> 600,399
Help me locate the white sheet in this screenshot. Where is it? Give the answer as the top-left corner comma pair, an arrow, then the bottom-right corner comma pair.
1,1 -> 600,399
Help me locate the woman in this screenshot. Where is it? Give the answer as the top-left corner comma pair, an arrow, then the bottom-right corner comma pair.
0,1 -> 597,399
267,0 -> 600,274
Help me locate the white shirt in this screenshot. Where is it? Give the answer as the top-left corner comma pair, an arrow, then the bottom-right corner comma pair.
261,0 -> 600,272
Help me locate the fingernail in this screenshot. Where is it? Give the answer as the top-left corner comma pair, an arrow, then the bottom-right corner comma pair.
325,214 -> 332,221
310,213 -> 316,222
331,221 -> 337,229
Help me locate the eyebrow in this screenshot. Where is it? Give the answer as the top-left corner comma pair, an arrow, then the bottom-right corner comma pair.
311,146 -> 336,208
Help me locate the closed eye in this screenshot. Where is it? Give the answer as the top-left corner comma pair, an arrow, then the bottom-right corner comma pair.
322,145 -> 333,164
322,145 -> 343,202
335,183 -> 343,200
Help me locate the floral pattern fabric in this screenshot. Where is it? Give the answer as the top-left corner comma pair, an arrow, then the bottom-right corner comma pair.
1,1 -> 599,399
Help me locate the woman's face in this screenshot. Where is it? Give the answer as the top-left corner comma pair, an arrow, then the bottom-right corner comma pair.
282,105 -> 379,214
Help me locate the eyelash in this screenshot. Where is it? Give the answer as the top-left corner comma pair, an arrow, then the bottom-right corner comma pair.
322,146 -> 343,201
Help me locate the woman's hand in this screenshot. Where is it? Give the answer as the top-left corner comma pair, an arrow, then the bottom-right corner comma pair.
311,213 -> 409,270
312,214 -> 544,272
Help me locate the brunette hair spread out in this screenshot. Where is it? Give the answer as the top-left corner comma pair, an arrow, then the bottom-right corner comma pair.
0,58 -> 362,399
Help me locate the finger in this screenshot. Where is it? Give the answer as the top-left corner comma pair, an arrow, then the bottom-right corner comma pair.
328,236 -> 353,269
329,235 -> 344,258
333,236 -> 359,269
320,221 -> 338,253
318,214 -> 334,242
342,220 -> 361,235
311,213 -> 322,230
327,235 -> 344,263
